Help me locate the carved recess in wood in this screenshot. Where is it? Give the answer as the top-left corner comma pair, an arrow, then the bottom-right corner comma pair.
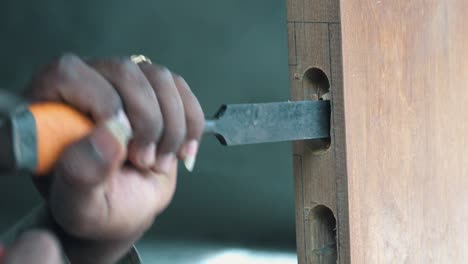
286,0 -> 348,263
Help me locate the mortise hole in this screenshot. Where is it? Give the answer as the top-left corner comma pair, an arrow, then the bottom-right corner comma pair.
302,67 -> 331,152
308,205 -> 337,264
303,67 -> 330,101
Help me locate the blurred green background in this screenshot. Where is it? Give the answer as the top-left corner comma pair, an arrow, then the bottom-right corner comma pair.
0,0 -> 294,253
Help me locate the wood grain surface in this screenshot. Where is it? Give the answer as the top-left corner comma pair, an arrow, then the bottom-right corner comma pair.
340,1 -> 468,263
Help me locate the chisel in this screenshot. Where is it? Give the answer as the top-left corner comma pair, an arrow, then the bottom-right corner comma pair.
0,98 -> 330,175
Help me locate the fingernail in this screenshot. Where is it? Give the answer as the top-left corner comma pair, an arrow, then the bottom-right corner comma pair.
183,140 -> 199,172
155,153 -> 176,174
139,143 -> 156,167
105,109 -> 132,148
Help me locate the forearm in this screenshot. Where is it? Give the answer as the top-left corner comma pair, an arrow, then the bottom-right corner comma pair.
1,205 -> 142,264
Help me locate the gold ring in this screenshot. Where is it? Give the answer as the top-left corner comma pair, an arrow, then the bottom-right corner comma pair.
130,54 -> 152,64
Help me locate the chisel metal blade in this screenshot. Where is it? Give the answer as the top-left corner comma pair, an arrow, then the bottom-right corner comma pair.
204,100 -> 330,146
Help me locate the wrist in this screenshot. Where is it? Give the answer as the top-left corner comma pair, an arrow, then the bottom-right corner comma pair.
46,206 -> 141,264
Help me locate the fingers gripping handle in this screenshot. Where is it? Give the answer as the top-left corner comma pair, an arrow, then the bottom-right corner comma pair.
28,103 -> 93,175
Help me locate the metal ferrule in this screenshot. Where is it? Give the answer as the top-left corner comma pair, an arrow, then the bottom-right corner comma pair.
0,91 -> 37,174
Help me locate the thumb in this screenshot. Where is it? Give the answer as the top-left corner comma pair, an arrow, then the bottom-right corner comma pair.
54,110 -> 132,188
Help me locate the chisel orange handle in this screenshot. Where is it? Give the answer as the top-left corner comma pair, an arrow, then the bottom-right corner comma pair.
5,102 -> 207,175
0,102 -> 97,176
27,103 -> 94,175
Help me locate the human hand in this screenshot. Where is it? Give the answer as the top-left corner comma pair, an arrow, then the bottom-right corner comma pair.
27,54 -> 204,263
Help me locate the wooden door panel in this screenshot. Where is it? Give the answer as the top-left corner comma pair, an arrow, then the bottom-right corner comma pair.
341,1 -> 468,263
286,0 -> 468,263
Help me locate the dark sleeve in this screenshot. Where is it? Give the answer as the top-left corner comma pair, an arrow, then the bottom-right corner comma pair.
1,205 -> 142,264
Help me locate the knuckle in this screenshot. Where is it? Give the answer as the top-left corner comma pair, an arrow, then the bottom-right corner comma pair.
55,139 -> 106,186
109,95 -> 123,113
173,126 -> 186,143
158,65 -> 172,76
29,53 -> 81,98
145,64 -> 172,81
174,75 -> 192,91
133,121 -> 157,138
118,57 -> 139,71
154,122 -> 164,139
185,104 -> 205,137
139,107 -> 161,127
57,52 -> 80,63
54,53 -> 81,76
132,111 -> 163,142
113,58 -> 141,82
186,95 -> 203,116
166,94 -> 183,111
162,124 -> 186,151
147,99 -> 163,116
187,114 -> 205,137
94,93 -> 122,118
172,73 -> 183,81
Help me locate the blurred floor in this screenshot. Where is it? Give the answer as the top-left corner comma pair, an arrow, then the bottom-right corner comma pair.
137,240 -> 297,264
